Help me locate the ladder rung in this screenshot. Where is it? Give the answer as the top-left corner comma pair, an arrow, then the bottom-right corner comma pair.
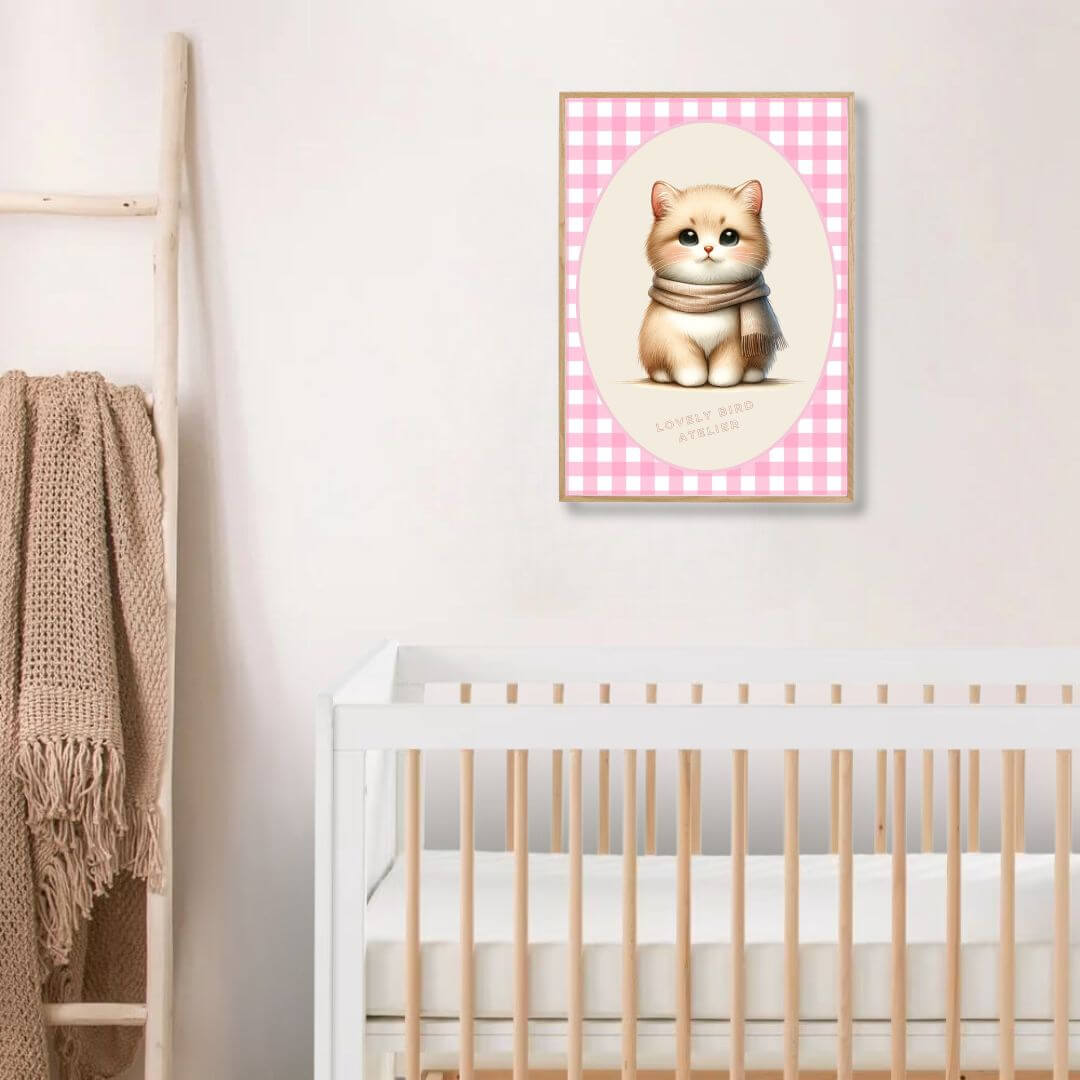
43,1002 -> 147,1026
0,192 -> 158,216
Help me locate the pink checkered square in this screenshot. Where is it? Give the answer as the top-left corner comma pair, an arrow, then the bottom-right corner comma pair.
561,95 -> 852,500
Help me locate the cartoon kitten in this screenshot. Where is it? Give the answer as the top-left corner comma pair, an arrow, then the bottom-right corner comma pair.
639,180 -> 786,387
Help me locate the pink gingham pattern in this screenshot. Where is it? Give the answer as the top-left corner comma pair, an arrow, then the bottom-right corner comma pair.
562,95 -> 851,499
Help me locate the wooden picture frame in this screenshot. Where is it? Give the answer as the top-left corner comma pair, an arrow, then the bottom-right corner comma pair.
559,92 -> 855,502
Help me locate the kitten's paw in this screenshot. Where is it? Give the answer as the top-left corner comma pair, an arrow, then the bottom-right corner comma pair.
650,370 -> 672,383
742,368 -> 765,383
707,366 -> 743,387
673,367 -> 708,387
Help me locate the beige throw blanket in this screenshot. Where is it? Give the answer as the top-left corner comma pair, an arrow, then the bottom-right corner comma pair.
0,371 -> 168,1080
648,271 -> 788,359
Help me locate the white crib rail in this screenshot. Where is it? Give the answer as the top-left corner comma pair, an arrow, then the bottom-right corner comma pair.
384,644 -> 1080,686
316,642 -> 1080,1080
333,700 -> 1078,751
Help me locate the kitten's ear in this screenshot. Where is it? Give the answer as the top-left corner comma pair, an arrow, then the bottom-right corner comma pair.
733,179 -> 763,214
650,180 -> 680,219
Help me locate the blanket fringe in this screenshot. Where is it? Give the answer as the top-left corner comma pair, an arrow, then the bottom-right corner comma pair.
119,803 -> 164,892
15,737 -> 164,966
34,839 -> 94,968
15,738 -> 126,833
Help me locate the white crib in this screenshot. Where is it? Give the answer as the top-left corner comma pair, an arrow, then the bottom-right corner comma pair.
314,643 -> 1080,1080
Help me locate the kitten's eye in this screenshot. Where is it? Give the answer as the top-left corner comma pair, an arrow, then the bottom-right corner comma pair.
719,228 -> 739,246
677,229 -> 698,246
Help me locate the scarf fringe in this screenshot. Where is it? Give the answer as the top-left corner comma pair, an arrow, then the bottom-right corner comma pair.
742,331 -> 788,359
14,737 -> 164,966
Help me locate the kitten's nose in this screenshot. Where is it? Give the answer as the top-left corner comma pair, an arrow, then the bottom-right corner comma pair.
703,245 -> 714,254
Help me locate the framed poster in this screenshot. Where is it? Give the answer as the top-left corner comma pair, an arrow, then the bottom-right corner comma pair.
559,92 -> 854,502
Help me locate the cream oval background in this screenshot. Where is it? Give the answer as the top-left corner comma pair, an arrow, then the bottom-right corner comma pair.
579,122 -> 836,472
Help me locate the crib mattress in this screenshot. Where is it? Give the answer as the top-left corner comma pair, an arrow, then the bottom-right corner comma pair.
365,851 -> 1080,1021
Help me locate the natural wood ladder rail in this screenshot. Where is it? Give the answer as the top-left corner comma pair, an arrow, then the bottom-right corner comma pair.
0,191 -> 159,215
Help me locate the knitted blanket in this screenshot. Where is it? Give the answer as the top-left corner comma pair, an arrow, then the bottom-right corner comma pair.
0,371 -> 168,1080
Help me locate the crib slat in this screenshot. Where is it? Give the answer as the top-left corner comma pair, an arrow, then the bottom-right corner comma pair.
731,748 -> 747,1080
645,683 -> 657,856
622,749 -> 637,1080
552,683 -> 564,854
830,684 -> 841,854
968,685 -> 981,851
506,683 -> 518,851
568,749 -> 583,1080
513,749 -> 528,1080
676,748 -> 692,1080
784,748 -> 799,1080
405,749 -> 421,1080
891,749 -> 907,1080
1001,748 -> 1016,1080
945,748 -> 961,1080
599,683 -> 611,855
459,745 -> 474,1080
1015,685 -> 1026,852
838,748 -> 853,1080
875,685 -> 888,854
1055,734 -> 1071,1080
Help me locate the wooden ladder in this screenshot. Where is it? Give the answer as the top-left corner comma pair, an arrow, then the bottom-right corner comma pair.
0,32 -> 188,1080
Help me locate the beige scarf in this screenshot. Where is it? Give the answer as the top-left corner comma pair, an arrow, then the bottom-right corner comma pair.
649,272 -> 787,358
0,371 -> 167,1080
